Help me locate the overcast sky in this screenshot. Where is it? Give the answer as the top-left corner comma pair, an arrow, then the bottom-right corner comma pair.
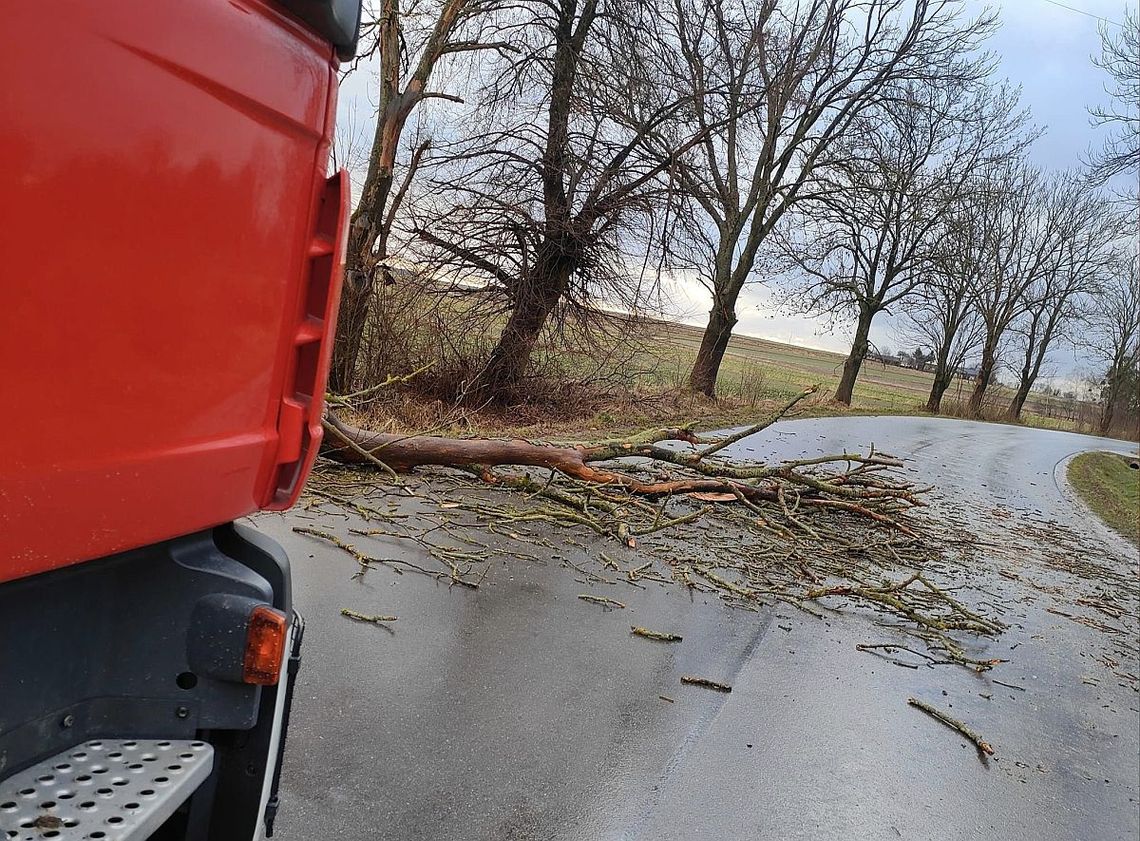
339,0 -> 1135,382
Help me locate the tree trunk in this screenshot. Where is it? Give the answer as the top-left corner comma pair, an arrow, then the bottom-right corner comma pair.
1007,312 -> 1047,421
329,284 -> 367,394
1006,337 -> 1045,421
925,338 -> 955,414
1007,379 -> 1032,421
329,211 -> 401,394
457,0 -> 588,405
329,250 -> 374,394
329,98 -> 409,394
1099,359 -> 1126,435
967,338 -> 997,418
473,297 -> 556,402
1099,397 -> 1116,436
468,258 -> 570,402
835,308 -> 873,406
328,0 -> 449,392
324,418 -> 715,493
689,293 -> 738,397
327,0 -> 405,393
328,91 -> 423,394
925,373 -> 953,414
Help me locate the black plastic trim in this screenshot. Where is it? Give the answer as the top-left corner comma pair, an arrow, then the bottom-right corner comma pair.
275,0 -> 362,59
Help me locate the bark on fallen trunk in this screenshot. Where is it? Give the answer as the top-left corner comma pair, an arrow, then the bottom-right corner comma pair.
323,414 -> 706,494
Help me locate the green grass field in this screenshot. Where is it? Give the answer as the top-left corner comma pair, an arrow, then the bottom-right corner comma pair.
630,319 -> 1097,433
1067,452 -> 1140,546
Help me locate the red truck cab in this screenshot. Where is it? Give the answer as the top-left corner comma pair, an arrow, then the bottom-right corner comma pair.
0,1 -> 358,836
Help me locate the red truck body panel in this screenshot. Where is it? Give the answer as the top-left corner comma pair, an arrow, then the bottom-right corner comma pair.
0,0 -> 347,582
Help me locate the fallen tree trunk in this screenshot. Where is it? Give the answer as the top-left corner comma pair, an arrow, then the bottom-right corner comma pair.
324,413 -> 703,487
319,388 -> 922,536
323,389 -> 902,494
320,390 -> 813,477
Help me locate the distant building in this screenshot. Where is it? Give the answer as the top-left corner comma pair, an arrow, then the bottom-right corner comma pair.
895,351 -> 931,371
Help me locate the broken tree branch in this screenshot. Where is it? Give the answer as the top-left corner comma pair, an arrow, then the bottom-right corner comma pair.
681,676 -> 733,692
306,388 -> 1003,669
908,697 -> 995,755
631,626 -> 683,642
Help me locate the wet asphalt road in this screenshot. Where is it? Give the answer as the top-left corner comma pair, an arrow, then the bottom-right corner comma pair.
256,417 -> 1139,841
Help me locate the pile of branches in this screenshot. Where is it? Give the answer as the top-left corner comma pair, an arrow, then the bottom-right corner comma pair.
308,388 -> 1003,669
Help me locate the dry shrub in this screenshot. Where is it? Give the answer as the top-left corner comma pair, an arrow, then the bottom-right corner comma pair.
729,366 -> 768,407
345,270 -> 684,429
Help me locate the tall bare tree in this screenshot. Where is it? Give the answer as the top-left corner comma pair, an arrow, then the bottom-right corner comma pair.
330,0 -> 504,392
409,0 -> 708,402
904,280 -> 983,414
1085,253 -> 1140,435
784,80 -> 1024,404
959,161 -> 1067,416
1088,8 -> 1139,190
650,0 -> 997,397
1005,176 -> 1122,420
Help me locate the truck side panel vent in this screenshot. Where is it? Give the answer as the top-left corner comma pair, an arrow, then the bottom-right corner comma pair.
265,169 -> 348,510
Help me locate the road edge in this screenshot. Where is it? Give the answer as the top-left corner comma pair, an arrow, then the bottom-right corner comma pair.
1052,451 -> 1139,558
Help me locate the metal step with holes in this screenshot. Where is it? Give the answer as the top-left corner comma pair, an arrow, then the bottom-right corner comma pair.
0,738 -> 213,840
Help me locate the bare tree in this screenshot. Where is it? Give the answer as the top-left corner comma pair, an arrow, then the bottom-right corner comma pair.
1084,254 -> 1140,435
784,80 -> 1024,405
958,160 -> 1069,416
891,183 -> 999,415
905,283 -> 983,413
648,0 -> 997,397
1005,176 -> 1123,420
408,0 -> 708,402
330,0 -> 505,392
1088,8 -> 1140,189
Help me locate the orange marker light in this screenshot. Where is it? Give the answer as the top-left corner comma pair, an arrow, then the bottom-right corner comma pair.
243,606 -> 287,685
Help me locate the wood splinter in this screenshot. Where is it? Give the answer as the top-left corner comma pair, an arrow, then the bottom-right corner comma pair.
681,676 -> 733,693
578,594 -> 626,609
631,626 -> 683,642
908,697 -> 994,756
341,608 -> 398,624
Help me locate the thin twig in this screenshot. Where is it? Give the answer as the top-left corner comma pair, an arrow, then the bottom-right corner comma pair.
341,608 -> 398,624
908,697 -> 994,756
681,676 -> 733,692
631,626 -> 683,642
578,594 -> 626,609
